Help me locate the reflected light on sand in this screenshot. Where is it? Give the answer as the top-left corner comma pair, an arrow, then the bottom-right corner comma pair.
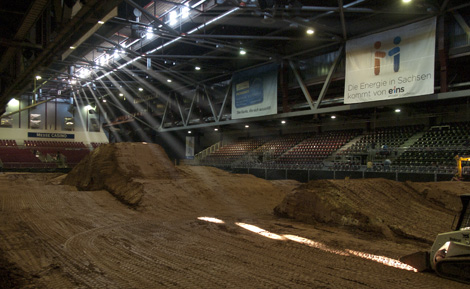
235,222 -> 285,240
198,218 -> 417,272
345,249 -> 417,272
283,234 -> 349,256
197,217 -> 225,224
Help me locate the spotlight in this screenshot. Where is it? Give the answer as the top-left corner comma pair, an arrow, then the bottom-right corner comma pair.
167,79 -> 172,83
281,120 -> 286,124
35,75 -> 42,80
195,66 -> 201,70
239,48 -> 246,55
306,28 -> 314,35
214,128 -> 219,131
331,115 -> 336,119
395,109 -> 401,113
98,20 -> 105,24
188,131 -> 192,134
138,88 -> 143,91
146,27 -> 154,39
119,93 -> 124,97
245,125 -> 249,128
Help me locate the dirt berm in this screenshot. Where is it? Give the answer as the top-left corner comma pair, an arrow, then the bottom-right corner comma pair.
63,142 -> 182,206
63,142 -> 289,215
274,178 -> 470,243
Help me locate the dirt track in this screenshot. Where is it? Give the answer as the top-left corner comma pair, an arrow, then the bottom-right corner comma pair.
0,143 -> 468,288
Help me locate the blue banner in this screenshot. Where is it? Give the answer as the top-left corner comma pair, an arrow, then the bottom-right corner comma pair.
231,63 -> 278,119
28,132 -> 75,139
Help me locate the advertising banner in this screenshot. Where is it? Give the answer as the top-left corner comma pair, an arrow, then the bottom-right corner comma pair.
344,17 -> 436,104
231,63 -> 278,119
28,132 -> 75,139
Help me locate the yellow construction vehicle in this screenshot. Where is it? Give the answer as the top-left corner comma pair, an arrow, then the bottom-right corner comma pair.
454,155 -> 470,181
400,194 -> 470,283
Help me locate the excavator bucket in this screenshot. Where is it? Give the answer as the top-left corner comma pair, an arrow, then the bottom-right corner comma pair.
399,251 -> 431,272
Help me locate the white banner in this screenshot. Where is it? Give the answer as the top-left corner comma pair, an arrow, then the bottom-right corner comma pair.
231,63 -> 278,119
344,17 -> 436,104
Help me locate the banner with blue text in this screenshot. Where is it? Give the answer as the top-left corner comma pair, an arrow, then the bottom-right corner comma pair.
231,63 -> 278,119
344,17 -> 436,104
28,132 -> 75,139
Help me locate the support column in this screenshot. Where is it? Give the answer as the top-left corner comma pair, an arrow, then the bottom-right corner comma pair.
438,16 -> 448,93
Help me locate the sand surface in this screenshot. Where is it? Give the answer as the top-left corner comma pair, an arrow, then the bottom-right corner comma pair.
0,142 -> 468,288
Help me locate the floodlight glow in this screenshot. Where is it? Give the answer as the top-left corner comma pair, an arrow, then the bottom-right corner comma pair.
35,75 -> 42,80
306,28 -> 314,35
281,120 -> 286,124
119,93 -> 124,97
138,87 -> 144,91
188,131 -> 192,134
245,125 -> 249,128
98,20 -> 105,24
214,128 -> 219,131
167,79 -> 172,83
7,98 -> 19,106
239,49 -> 246,55
195,66 -> 201,70
331,115 -> 336,119
182,5 -> 190,19
146,27 -> 154,39
395,109 -> 401,113
70,46 -> 76,50
170,10 -> 178,26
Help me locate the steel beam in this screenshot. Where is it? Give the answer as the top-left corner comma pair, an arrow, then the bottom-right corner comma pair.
314,45 -> 344,110
289,60 -> 315,111
157,89 -> 470,132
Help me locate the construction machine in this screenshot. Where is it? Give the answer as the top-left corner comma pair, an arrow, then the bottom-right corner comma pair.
400,194 -> 470,283
453,155 -> 470,181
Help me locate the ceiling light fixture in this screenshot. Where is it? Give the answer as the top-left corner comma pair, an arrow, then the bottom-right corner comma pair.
94,7 -> 240,83
146,27 -> 154,39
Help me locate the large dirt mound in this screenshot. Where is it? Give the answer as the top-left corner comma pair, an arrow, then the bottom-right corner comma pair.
63,142 -> 182,206
274,178 -> 468,243
63,142 -> 287,215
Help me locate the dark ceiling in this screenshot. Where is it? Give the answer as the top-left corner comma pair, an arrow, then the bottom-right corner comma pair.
1,0 -> 470,133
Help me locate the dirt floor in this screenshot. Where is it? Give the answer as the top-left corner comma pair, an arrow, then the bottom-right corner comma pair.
0,142 -> 468,288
